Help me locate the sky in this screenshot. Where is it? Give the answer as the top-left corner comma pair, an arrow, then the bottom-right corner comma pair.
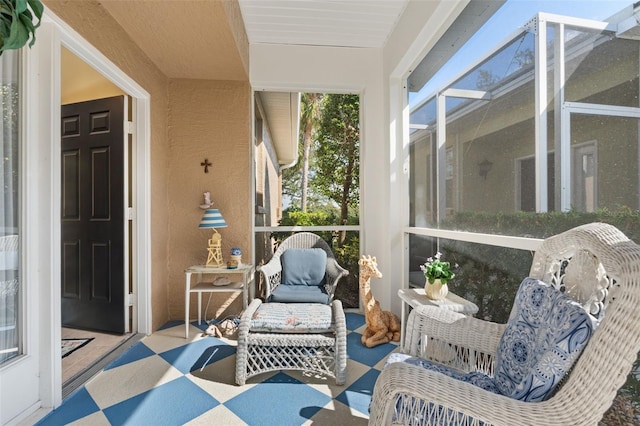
409,0 -> 633,108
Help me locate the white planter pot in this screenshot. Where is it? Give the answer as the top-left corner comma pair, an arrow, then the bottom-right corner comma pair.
425,278 -> 448,300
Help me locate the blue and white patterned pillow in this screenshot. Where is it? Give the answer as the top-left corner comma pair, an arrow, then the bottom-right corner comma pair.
494,277 -> 595,402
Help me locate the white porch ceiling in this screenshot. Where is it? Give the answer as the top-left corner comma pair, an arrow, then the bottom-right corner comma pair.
238,0 -> 410,48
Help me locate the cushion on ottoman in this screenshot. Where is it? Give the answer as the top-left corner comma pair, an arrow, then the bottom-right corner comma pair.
249,302 -> 334,333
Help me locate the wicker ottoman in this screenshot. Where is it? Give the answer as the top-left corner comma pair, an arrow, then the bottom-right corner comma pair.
235,298 -> 347,385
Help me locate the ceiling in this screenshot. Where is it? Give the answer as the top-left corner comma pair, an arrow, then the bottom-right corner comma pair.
237,0 -> 409,48
97,0 -> 410,81
99,0 -> 247,81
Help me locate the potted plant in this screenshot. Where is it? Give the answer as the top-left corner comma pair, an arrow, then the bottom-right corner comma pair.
0,0 -> 44,55
420,252 -> 456,300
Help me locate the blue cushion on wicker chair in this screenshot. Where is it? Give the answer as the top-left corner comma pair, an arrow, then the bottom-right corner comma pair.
281,248 -> 327,286
268,284 -> 331,304
385,353 -> 501,394
383,353 -> 500,425
494,277 -> 595,402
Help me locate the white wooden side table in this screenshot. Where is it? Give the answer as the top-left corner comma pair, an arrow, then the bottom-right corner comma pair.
397,287 -> 479,344
184,264 -> 255,338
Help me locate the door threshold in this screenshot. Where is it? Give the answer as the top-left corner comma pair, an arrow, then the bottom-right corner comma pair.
62,333 -> 143,400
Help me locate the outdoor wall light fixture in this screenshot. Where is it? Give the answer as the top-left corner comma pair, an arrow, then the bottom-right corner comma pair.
478,159 -> 493,180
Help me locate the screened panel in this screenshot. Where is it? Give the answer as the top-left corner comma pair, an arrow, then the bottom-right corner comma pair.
1,50 -> 21,365
409,97 -> 435,135
450,31 -> 535,94
408,235 -> 532,323
564,28 -> 639,107
440,74 -> 536,224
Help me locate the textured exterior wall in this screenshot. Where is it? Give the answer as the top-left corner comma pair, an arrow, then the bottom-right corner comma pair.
168,79 -> 252,321
221,0 -> 250,78
45,0 -> 172,331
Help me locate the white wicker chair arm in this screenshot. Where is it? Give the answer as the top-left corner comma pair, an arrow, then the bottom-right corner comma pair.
404,305 -> 505,360
325,258 -> 349,300
369,361 -> 580,426
237,298 -> 262,336
331,299 -> 348,384
257,259 -> 282,300
331,299 -> 346,330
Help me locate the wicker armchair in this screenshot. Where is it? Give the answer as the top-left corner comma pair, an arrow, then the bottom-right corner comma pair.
258,232 -> 348,303
369,223 -> 640,425
235,232 -> 349,385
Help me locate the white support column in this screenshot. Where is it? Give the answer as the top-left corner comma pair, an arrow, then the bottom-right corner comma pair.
535,15 -> 548,212
436,92 -> 447,222
388,75 -> 408,316
554,23 -> 570,212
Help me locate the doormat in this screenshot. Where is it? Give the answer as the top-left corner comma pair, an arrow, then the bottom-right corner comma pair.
62,338 -> 94,358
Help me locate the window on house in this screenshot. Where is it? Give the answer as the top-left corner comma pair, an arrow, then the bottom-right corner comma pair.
517,153 -> 555,212
572,142 -> 597,212
1,50 -> 22,365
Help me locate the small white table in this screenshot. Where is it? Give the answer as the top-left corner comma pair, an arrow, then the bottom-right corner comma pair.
397,287 -> 479,344
184,264 -> 255,338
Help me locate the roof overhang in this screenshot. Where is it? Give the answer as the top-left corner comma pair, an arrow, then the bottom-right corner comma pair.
258,92 -> 301,167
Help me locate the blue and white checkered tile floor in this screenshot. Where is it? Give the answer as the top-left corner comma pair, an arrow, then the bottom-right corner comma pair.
37,312 -> 399,425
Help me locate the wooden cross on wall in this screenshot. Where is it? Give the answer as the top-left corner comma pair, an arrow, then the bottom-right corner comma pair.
201,158 -> 212,173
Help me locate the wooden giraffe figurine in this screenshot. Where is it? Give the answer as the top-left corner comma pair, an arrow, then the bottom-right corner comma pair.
359,255 -> 401,348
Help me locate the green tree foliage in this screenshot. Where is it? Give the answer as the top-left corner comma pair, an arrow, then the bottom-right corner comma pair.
281,143 -> 303,209
314,94 -> 360,234
299,93 -> 323,211
282,93 -> 328,211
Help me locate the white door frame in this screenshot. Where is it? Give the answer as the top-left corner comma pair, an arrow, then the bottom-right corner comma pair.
2,10 -> 152,423
51,6 -> 154,398
49,14 -> 152,335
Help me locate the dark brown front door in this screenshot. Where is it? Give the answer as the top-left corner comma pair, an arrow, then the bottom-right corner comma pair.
61,96 -> 126,333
